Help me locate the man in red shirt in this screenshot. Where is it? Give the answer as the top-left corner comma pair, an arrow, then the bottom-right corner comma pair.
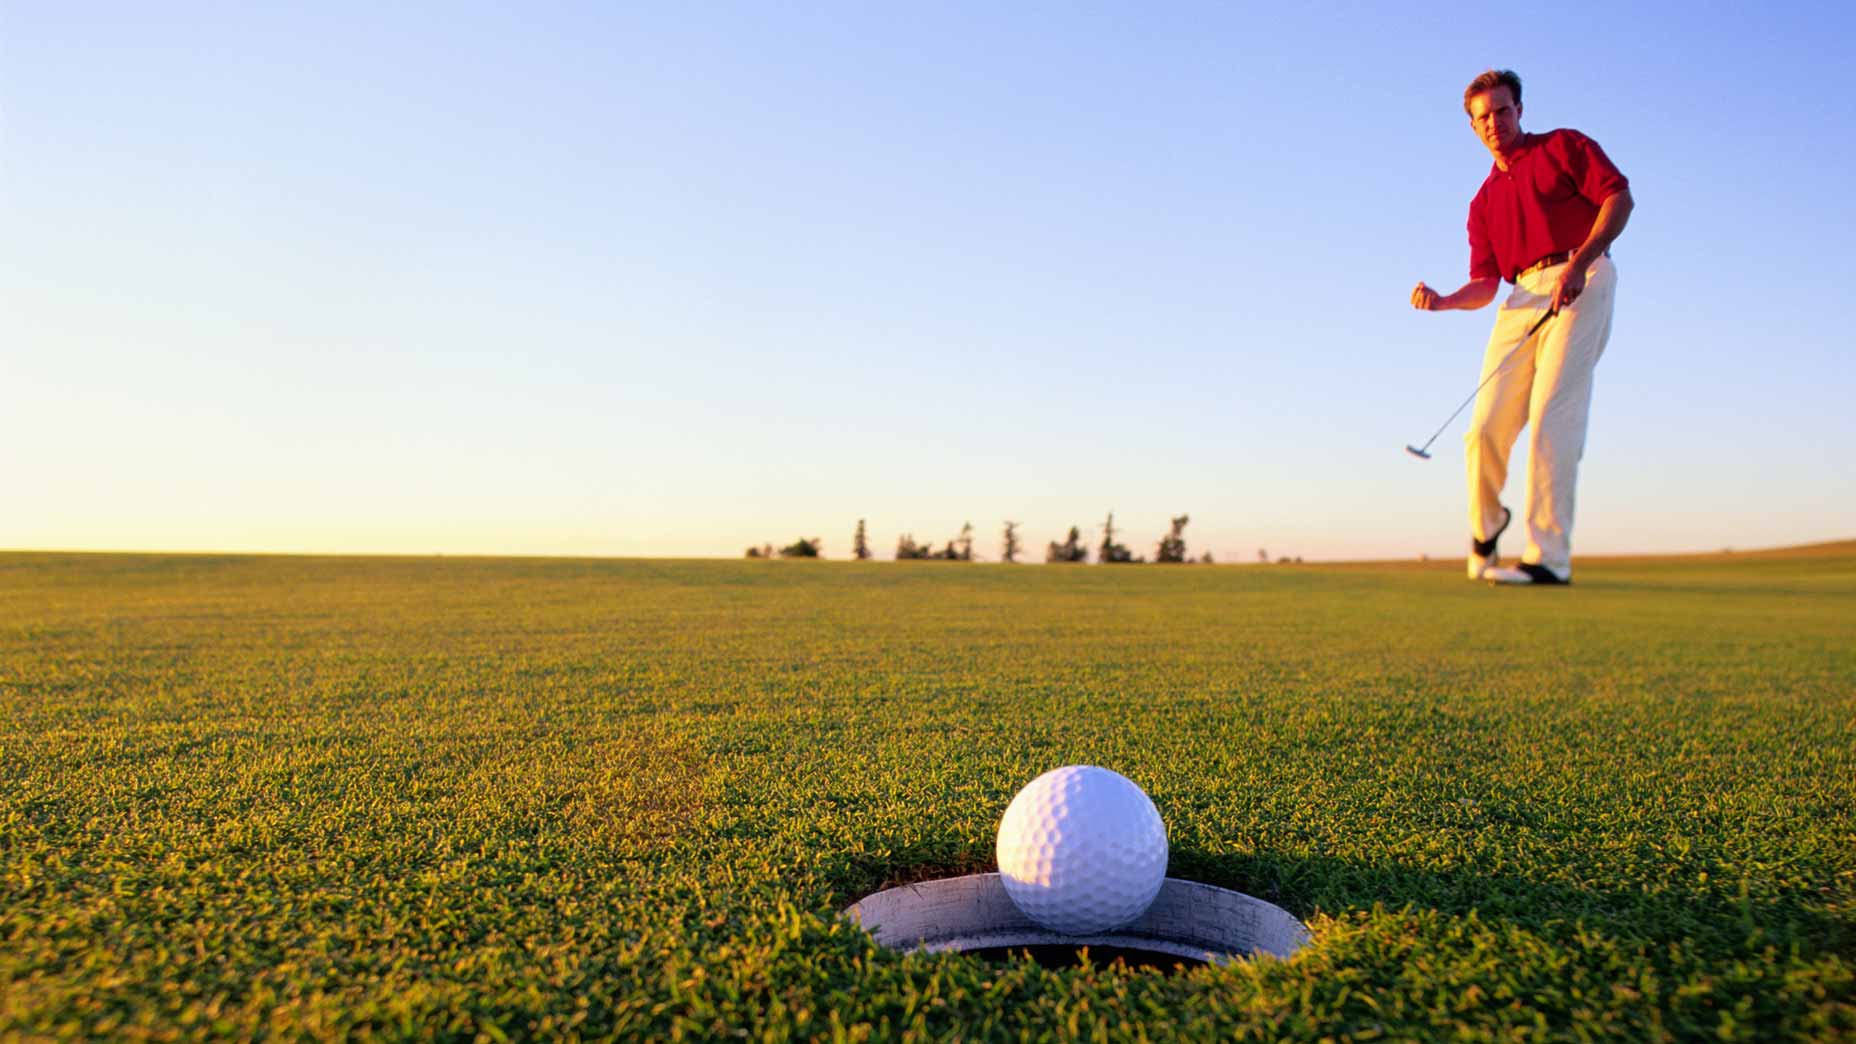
1412,69 -> 1634,585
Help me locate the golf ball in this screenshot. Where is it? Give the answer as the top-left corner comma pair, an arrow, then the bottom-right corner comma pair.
995,765 -> 1168,935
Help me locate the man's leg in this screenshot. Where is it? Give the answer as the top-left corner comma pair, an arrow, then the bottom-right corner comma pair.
1519,257 -> 1617,577
1463,297 -> 1544,577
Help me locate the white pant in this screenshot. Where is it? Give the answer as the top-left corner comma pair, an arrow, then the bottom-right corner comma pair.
1465,256 -> 1616,574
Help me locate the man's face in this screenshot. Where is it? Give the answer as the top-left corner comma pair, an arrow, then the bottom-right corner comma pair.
1467,86 -> 1522,156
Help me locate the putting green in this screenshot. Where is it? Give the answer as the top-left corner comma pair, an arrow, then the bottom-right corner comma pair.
2,548 -> 1851,1040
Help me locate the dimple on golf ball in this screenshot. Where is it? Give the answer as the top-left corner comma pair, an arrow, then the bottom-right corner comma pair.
995,765 -> 1168,935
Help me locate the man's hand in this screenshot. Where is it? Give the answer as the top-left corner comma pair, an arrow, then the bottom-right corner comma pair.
1551,264 -> 1587,310
1410,275 -> 1500,314
1552,188 -> 1633,310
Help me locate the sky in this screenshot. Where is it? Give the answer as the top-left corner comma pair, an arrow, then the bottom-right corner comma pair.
5,2 -> 1852,562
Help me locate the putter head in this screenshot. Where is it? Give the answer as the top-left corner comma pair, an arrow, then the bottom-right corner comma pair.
1405,445 -> 1432,460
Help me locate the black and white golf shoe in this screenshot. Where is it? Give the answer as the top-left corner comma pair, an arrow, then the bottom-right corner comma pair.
1466,506 -> 1512,580
1485,563 -> 1571,586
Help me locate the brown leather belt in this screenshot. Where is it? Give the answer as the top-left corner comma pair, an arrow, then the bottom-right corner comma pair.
1517,248 -> 1610,280
1518,250 -> 1575,278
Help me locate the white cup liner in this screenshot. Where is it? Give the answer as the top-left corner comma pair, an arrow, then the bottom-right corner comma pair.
844,873 -> 1309,965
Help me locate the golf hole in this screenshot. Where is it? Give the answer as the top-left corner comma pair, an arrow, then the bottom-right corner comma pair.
964,944 -> 1207,972
844,873 -> 1309,973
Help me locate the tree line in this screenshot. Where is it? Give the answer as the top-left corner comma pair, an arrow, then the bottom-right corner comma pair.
747,513 -> 1216,564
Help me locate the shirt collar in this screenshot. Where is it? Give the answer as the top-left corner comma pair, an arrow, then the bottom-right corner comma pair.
1489,132 -> 1537,177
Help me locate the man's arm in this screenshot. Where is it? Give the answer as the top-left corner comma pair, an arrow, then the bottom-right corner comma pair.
1412,276 -> 1501,312
1553,188 -> 1634,308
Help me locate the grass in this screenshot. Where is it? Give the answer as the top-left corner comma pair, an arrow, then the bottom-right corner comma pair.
2,549 -> 1853,1041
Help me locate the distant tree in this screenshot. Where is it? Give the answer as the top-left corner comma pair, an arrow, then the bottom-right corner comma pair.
1001,521 -> 1021,563
1155,514 -> 1190,563
955,522 -> 974,562
1098,512 -> 1137,563
853,519 -> 871,560
896,534 -> 933,560
779,537 -> 822,558
1258,548 -> 1269,564
1199,551 -> 1215,564
1046,526 -> 1087,563
745,546 -> 764,559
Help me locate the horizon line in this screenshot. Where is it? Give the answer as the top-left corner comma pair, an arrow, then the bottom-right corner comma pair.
4,538 -> 1852,566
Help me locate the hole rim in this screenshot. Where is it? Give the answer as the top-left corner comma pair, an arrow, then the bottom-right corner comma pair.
844,872 -> 1310,967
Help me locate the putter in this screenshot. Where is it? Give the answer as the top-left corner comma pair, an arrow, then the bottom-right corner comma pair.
1405,307 -> 1557,460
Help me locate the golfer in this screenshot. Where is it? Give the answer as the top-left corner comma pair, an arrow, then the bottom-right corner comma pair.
1412,69 -> 1633,585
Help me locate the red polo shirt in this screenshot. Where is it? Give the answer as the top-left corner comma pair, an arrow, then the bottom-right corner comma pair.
1468,128 -> 1629,283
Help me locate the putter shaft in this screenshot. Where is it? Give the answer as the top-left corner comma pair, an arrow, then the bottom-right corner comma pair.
1406,308 -> 1557,459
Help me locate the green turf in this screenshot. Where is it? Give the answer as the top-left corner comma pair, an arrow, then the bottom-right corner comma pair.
3,550 -> 1853,1041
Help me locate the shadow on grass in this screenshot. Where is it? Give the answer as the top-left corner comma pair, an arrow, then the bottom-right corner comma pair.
825,845 -> 1849,958
1181,849 -> 1847,954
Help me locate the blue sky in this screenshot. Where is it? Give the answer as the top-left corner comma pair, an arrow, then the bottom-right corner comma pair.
6,2 -> 1851,561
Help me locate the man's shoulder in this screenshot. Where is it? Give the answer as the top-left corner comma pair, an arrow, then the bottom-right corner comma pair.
1536,127 -> 1604,153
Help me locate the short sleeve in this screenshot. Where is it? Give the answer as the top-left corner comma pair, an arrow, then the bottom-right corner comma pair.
1467,194 -> 1500,281
1556,129 -> 1630,205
